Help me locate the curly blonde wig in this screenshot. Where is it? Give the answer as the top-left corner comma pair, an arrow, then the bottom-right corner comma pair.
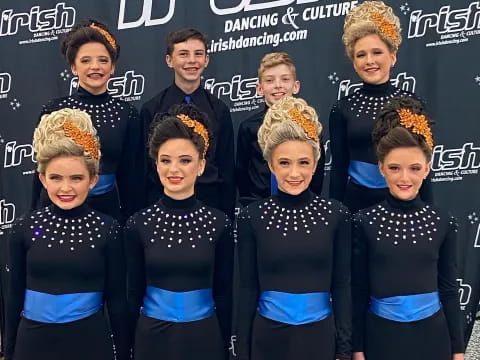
343,1 -> 402,60
258,96 -> 322,162
33,108 -> 101,176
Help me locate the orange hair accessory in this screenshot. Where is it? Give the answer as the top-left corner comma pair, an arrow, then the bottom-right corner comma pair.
63,120 -> 100,159
176,114 -> 210,158
90,23 -> 117,50
370,11 -> 400,49
397,108 -> 434,149
288,108 -> 319,142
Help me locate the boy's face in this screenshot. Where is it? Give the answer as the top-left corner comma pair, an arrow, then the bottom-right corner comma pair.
257,64 -> 300,106
166,38 -> 209,85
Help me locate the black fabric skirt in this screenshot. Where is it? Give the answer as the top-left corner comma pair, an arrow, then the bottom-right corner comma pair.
134,312 -> 227,360
13,310 -> 113,360
364,309 -> 452,360
251,313 -> 335,360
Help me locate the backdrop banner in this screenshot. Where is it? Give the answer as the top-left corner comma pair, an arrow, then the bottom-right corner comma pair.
1,0 -> 479,349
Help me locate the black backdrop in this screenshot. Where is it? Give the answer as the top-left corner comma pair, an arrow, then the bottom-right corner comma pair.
1,0 -> 479,344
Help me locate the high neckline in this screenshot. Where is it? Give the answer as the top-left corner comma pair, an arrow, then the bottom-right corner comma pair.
50,202 -> 90,218
275,188 -> 314,207
76,86 -> 109,99
160,193 -> 197,210
361,80 -> 396,96
385,193 -> 424,212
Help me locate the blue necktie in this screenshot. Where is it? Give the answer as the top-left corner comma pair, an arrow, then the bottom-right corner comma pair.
270,174 -> 278,195
184,95 -> 192,103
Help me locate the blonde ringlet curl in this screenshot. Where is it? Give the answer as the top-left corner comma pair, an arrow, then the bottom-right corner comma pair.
258,96 -> 322,163
33,108 -> 101,176
343,1 -> 402,60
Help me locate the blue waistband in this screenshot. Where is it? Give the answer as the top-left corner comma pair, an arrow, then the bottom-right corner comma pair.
258,291 -> 331,325
23,289 -> 102,323
89,174 -> 116,196
370,292 -> 441,322
348,160 -> 386,188
270,173 -> 278,195
142,286 -> 214,322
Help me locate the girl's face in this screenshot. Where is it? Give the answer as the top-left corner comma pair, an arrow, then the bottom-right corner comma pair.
71,42 -> 114,95
156,138 -> 206,200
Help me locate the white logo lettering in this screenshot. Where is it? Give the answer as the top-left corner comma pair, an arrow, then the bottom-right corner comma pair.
0,3 -> 76,37
0,73 -> 12,94
337,72 -> 416,100
118,0 -> 175,29
457,278 -> 472,307
408,2 -> 480,38
70,70 -> 145,99
204,75 -> 260,102
431,143 -> 480,171
3,141 -> 35,168
0,199 -> 15,227
210,0 -> 318,15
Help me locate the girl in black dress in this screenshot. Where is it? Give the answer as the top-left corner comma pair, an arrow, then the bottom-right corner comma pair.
125,103 -> 233,360
236,96 -> 351,360
31,19 -> 143,221
5,109 -> 129,360
329,1 -> 431,212
352,96 -> 464,360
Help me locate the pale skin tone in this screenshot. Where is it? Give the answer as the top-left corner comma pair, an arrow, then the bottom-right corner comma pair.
268,140 -> 317,195
352,33 -> 396,85
257,64 -> 300,107
353,147 -> 464,360
166,38 -> 209,94
156,138 -> 205,200
71,42 -> 115,95
39,156 -> 98,210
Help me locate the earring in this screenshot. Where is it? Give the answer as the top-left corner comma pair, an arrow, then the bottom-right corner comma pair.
73,71 -> 77,76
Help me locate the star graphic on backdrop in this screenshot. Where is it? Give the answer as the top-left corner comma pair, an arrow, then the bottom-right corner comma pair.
400,3 -> 411,15
10,98 -> 21,110
475,75 -> 480,84
60,70 -> 71,81
328,72 -> 340,84
468,212 -> 479,224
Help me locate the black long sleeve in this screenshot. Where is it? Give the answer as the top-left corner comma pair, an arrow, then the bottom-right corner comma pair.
31,87 -> 144,220
352,194 -> 463,353
5,205 -> 129,360
236,190 -> 351,360
328,81 -> 432,203
125,195 -> 233,349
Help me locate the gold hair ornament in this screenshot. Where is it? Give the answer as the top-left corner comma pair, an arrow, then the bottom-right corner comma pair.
63,120 -> 100,159
397,108 -> 434,149
370,11 -> 400,49
90,23 -> 117,50
288,108 -> 319,142
176,114 -> 210,158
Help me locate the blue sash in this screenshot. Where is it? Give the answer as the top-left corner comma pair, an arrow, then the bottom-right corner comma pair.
258,291 -> 331,325
348,160 -> 386,188
89,174 -> 116,196
370,292 -> 441,322
142,286 -> 214,322
270,173 -> 278,195
23,289 -> 102,323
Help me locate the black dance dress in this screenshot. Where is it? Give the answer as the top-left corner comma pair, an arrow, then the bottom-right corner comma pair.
352,194 -> 464,360
236,105 -> 326,205
5,204 -> 129,360
125,194 -> 233,360
329,81 -> 432,212
31,86 -> 144,220
236,189 -> 351,360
